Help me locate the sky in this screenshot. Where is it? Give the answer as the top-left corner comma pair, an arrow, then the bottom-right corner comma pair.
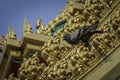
0,0 -> 66,40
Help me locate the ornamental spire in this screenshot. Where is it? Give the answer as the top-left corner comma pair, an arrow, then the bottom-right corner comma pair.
6,26 -> 17,39
23,18 -> 33,34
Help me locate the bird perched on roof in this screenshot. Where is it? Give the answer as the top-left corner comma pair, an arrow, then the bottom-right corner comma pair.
64,21 -> 103,48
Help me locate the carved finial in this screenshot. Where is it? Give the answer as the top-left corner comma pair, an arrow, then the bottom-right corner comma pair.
23,18 -> 33,34
74,0 -> 80,2
6,26 -> 17,39
5,33 -> 9,40
36,18 -> 44,34
79,0 -> 85,3
36,18 -> 41,29
67,0 -> 73,6
67,0 -> 70,3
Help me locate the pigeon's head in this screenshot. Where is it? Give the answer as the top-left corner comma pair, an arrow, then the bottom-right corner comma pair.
63,34 -> 70,41
63,35 -> 68,40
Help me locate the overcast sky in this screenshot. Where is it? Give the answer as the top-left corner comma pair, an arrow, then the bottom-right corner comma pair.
0,0 -> 66,39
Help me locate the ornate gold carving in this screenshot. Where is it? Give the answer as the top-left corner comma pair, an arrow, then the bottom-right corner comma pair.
18,53 -> 46,80
6,0 -> 120,80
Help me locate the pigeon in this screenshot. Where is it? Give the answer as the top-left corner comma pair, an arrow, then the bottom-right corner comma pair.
64,21 -> 103,47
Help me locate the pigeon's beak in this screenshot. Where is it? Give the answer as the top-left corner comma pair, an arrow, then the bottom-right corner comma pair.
63,36 -> 66,40
63,33 -> 67,40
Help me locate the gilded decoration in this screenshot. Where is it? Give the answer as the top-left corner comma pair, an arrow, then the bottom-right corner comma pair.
2,0 -> 120,80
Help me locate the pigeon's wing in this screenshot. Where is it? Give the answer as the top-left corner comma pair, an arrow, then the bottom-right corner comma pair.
77,26 -> 89,40
70,26 -> 88,42
71,30 -> 79,41
91,21 -> 99,30
85,21 -> 99,33
90,30 -> 103,34
70,21 -> 99,42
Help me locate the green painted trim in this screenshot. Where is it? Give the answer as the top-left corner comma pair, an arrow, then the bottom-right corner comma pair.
51,21 -> 66,36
